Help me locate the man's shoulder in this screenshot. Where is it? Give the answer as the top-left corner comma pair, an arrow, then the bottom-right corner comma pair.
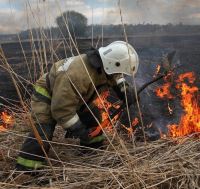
54,54 -> 87,72
66,54 -> 93,78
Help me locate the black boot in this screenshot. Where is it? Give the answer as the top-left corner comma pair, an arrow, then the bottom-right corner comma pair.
80,141 -> 104,149
15,163 -> 42,176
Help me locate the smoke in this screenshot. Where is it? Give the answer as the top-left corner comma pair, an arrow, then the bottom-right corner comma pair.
0,0 -> 91,34
106,0 -> 200,25
1,0 -> 200,34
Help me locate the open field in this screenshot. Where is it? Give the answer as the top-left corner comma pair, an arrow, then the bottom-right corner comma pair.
1,34 -> 200,102
0,34 -> 199,188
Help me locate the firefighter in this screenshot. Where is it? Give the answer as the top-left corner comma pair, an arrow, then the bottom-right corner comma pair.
15,41 -> 139,171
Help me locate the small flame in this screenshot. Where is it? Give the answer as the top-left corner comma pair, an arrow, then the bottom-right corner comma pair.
0,125 -> 7,132
1,112 -> 14,125
0,111 -> 14,132
164,71 -> 174,81
93,91 -> 110,110
132,117 -> 139,128
122,117 -> 139,135
93,91 -> 120,123
155,83 -> 174,99
158,127 -> 167,139
153,65 -> 161,78
93,91 -> 120,131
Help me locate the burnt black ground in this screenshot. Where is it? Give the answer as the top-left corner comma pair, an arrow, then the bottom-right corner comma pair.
0,35 -> 200,134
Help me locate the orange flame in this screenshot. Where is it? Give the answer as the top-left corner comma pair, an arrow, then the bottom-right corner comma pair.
121,117 -> 139,135
132,117 -> 139,127
155,83 -> 174,99
93,91 -> 120,131
93,91 -> 110,110
168,72 -> 200,137
158,127 -> 167,139
93,91 -> 120,122
0,111 -> 14,132
93,91 -> 137,134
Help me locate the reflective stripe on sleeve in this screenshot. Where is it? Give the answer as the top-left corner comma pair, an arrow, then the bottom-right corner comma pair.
17,156 -> 44,169
57,57 -> 74,72
34,85 -> 51,99
62,114 -> 80,129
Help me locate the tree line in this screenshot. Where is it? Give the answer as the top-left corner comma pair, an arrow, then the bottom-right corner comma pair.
1,10 -> 200,42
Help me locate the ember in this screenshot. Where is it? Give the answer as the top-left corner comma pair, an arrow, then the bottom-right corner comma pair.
132,117 -> 139,127
155,82 -> 174,99
0,111 -> 14,132
121,117 -> 139,135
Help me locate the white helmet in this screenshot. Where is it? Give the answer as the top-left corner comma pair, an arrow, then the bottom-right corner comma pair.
99,41 -> 139,76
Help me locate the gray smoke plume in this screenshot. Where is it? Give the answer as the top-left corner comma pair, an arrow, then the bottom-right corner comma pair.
107,0 -> 200,25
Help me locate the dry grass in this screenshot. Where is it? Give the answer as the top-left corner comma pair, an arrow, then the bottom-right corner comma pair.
0,118 -> 200,189
0,1 -> 199,188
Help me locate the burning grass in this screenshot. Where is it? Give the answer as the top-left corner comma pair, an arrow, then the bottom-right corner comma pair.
168,72 -> 200,137
0,49 -> 199,188
0,2 -> 199,187
0,114 -> 200,188
155,71 -> 200,138
0,84 -> 199,188
0,68 -> 199,188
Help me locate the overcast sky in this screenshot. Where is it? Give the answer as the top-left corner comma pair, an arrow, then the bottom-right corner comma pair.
0,0 -> 200,34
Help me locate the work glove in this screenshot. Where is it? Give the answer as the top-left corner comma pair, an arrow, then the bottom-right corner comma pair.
65,120 -> 89,141
80,133 -> 105,148
65,120 -> 105,148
